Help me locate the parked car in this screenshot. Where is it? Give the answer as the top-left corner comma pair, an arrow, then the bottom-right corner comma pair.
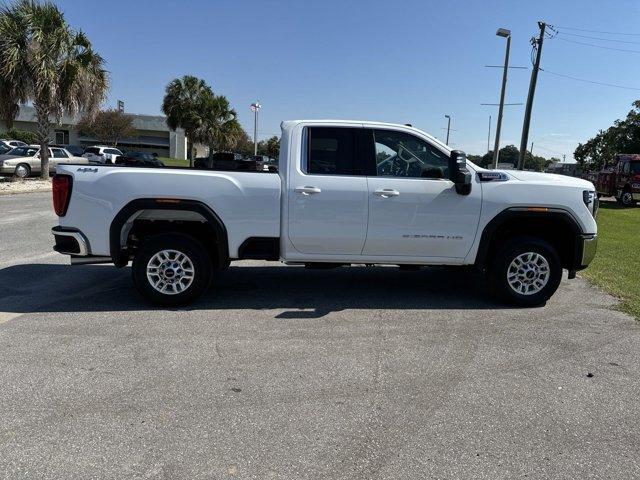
194,152 -> 257,171
82,146 -> 123,164
0,144 -> 11,155
584,153 -> 640,206
115,151 -> 165,168
0,145 -> 87,177
0,139 -> 28,149
52,119 -> 598,307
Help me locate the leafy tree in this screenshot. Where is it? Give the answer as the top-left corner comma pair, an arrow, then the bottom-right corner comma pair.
0,128 -> 37,144
77,109 -> 136,146
575,100 -> 640,171
0,0 -> 108,179
162,75 -> 212,166
473,145 -> 552,171
264,136 -> 280,159
193,92 -> 243,156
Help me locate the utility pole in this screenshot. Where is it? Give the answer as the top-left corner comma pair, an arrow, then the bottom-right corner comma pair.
493,28 -> 511,169
444,115 -> 451,145
250,101 -> 261,156
487,115 -> 492,153
518,22 -> 546,170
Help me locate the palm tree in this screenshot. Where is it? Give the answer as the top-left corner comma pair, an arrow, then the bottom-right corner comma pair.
162,75 -> 213,167
0,0 -> 108,179
194,92 -> 243,157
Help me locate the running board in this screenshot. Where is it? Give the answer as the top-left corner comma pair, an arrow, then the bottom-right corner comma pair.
70,255 -> 113,265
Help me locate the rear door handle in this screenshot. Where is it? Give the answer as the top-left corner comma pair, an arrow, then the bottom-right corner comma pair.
295,186 -> 322,195
374,188 -> 400,198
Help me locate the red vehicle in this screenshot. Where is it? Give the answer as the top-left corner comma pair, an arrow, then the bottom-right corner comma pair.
586,154 -> 640,206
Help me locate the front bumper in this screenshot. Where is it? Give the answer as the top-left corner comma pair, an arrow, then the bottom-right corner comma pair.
580,234 -> 598,268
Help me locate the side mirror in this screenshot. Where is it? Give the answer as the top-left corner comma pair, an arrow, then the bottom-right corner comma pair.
449,150 -> 472,195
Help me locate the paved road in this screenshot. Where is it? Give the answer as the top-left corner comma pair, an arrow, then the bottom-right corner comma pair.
1,192 -> 639,479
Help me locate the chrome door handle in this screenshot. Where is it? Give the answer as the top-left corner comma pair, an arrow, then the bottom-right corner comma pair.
295,186 -> 322,195
374,188 -> 400,198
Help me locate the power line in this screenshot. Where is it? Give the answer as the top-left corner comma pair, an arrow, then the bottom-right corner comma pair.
555,36 -> 640,53
558,31 -> 640,45
540,68 -> 640,91
555,25 -> 640,36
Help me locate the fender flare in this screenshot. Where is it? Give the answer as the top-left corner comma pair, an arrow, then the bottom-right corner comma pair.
474,207 -> 583,269
109,198 -> 228,267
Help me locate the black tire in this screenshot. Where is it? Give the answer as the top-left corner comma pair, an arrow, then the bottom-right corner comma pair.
488,236 -> 562,307
620,189 -> 635,207
132,233 -> 212,306
13,163 -> 30,178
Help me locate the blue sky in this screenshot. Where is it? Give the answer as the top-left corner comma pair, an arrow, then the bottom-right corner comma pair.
56,0 -> 640,160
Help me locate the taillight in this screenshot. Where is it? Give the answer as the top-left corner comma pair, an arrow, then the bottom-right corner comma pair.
52,174 -> 72,216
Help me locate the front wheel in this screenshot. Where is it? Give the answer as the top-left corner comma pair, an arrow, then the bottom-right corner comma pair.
132,233 -> 212,306
13,163 -> 30,178
488,236 -> 562,306
620,190 -> 636,207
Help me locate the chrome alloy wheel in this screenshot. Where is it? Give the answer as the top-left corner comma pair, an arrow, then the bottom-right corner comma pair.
146,249 -> 195,295
506,252 -> 550,296
622,191 -> 634,206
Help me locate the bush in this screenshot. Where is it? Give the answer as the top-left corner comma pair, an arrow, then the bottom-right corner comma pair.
0,128 -> 38,144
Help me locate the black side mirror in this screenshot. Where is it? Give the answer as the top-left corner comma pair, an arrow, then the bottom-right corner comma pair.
449,150 -> 472,195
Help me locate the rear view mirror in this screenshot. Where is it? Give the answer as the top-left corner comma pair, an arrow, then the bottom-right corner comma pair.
449,150 -> 472,195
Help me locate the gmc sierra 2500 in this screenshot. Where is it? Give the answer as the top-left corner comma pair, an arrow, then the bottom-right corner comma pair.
51,120 -> 598,306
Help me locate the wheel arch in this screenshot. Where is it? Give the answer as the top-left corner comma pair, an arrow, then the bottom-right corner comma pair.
109,198 -> 228,268
475,207 -> 583,271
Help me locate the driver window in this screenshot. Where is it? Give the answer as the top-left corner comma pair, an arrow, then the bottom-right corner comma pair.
373,129 -> 449,179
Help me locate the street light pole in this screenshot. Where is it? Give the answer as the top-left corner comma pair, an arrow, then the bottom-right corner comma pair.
250,101 -> 261,156
444,115 -> 451,145
493,28 -> 511,169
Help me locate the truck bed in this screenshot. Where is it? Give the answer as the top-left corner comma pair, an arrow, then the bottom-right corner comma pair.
56,164 -> 281,257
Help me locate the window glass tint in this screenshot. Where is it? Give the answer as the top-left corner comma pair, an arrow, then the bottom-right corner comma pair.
8,146 -> 38,157
631,162 -> 640,174
105,149 -> 121,155
52,148 -> 69,158
373,129 -> 449,179
85,147 -> 99,155
307,127 -> 359,175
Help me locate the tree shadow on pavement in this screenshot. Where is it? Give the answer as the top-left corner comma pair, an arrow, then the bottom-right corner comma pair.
0,262 -> 508,317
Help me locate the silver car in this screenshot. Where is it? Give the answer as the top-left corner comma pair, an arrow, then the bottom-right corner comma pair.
0,145 -> 88,178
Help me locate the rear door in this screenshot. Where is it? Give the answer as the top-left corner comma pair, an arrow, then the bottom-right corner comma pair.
287,126 -> 370,255
363,128 -> 482,259
50,148 -> 69,171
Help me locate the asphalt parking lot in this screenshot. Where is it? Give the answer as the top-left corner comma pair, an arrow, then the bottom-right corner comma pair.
1,192 -> 639,479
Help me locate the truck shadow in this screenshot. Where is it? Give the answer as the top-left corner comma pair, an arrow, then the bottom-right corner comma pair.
0,262 -> 511,317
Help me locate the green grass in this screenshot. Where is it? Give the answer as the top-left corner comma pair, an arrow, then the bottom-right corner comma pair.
581,201 -> 640,319
159,157 -> 190,167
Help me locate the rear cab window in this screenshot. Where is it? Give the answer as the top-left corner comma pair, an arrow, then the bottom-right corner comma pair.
304,127 -> 369,176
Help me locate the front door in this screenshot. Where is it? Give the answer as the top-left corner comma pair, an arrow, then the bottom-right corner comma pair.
362,128 -> 481,259
287,126 -> 369,255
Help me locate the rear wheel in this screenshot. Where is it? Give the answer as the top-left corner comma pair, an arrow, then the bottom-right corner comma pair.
620,190 -> 635,207
488,236 -> 562,306
13,163 -> 30,178
132,233 -> 212,306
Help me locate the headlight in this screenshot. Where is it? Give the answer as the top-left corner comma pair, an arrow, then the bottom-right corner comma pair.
583,190 -> 598,218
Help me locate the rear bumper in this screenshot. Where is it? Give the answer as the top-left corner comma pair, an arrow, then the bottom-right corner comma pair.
580,233 -> 598,268
52,226 -> 89,256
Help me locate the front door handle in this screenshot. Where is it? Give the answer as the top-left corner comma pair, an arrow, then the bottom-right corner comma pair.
295,186 -> 322,195
374,188 -> 400,198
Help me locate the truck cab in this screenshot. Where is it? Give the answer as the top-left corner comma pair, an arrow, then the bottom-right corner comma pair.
51,120 -> 598,307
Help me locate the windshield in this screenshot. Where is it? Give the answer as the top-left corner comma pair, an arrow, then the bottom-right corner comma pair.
7,146 -> 38,157
631,162 -> 640,174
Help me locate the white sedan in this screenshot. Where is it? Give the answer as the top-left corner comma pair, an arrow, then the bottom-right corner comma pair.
0,145 -> 88,178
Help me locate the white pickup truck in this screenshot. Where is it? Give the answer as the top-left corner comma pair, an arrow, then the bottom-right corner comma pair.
52,120 -> 598,306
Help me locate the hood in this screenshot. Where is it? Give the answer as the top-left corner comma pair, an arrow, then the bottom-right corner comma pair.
504,170 -> 594,189
0,154 -> 21,162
